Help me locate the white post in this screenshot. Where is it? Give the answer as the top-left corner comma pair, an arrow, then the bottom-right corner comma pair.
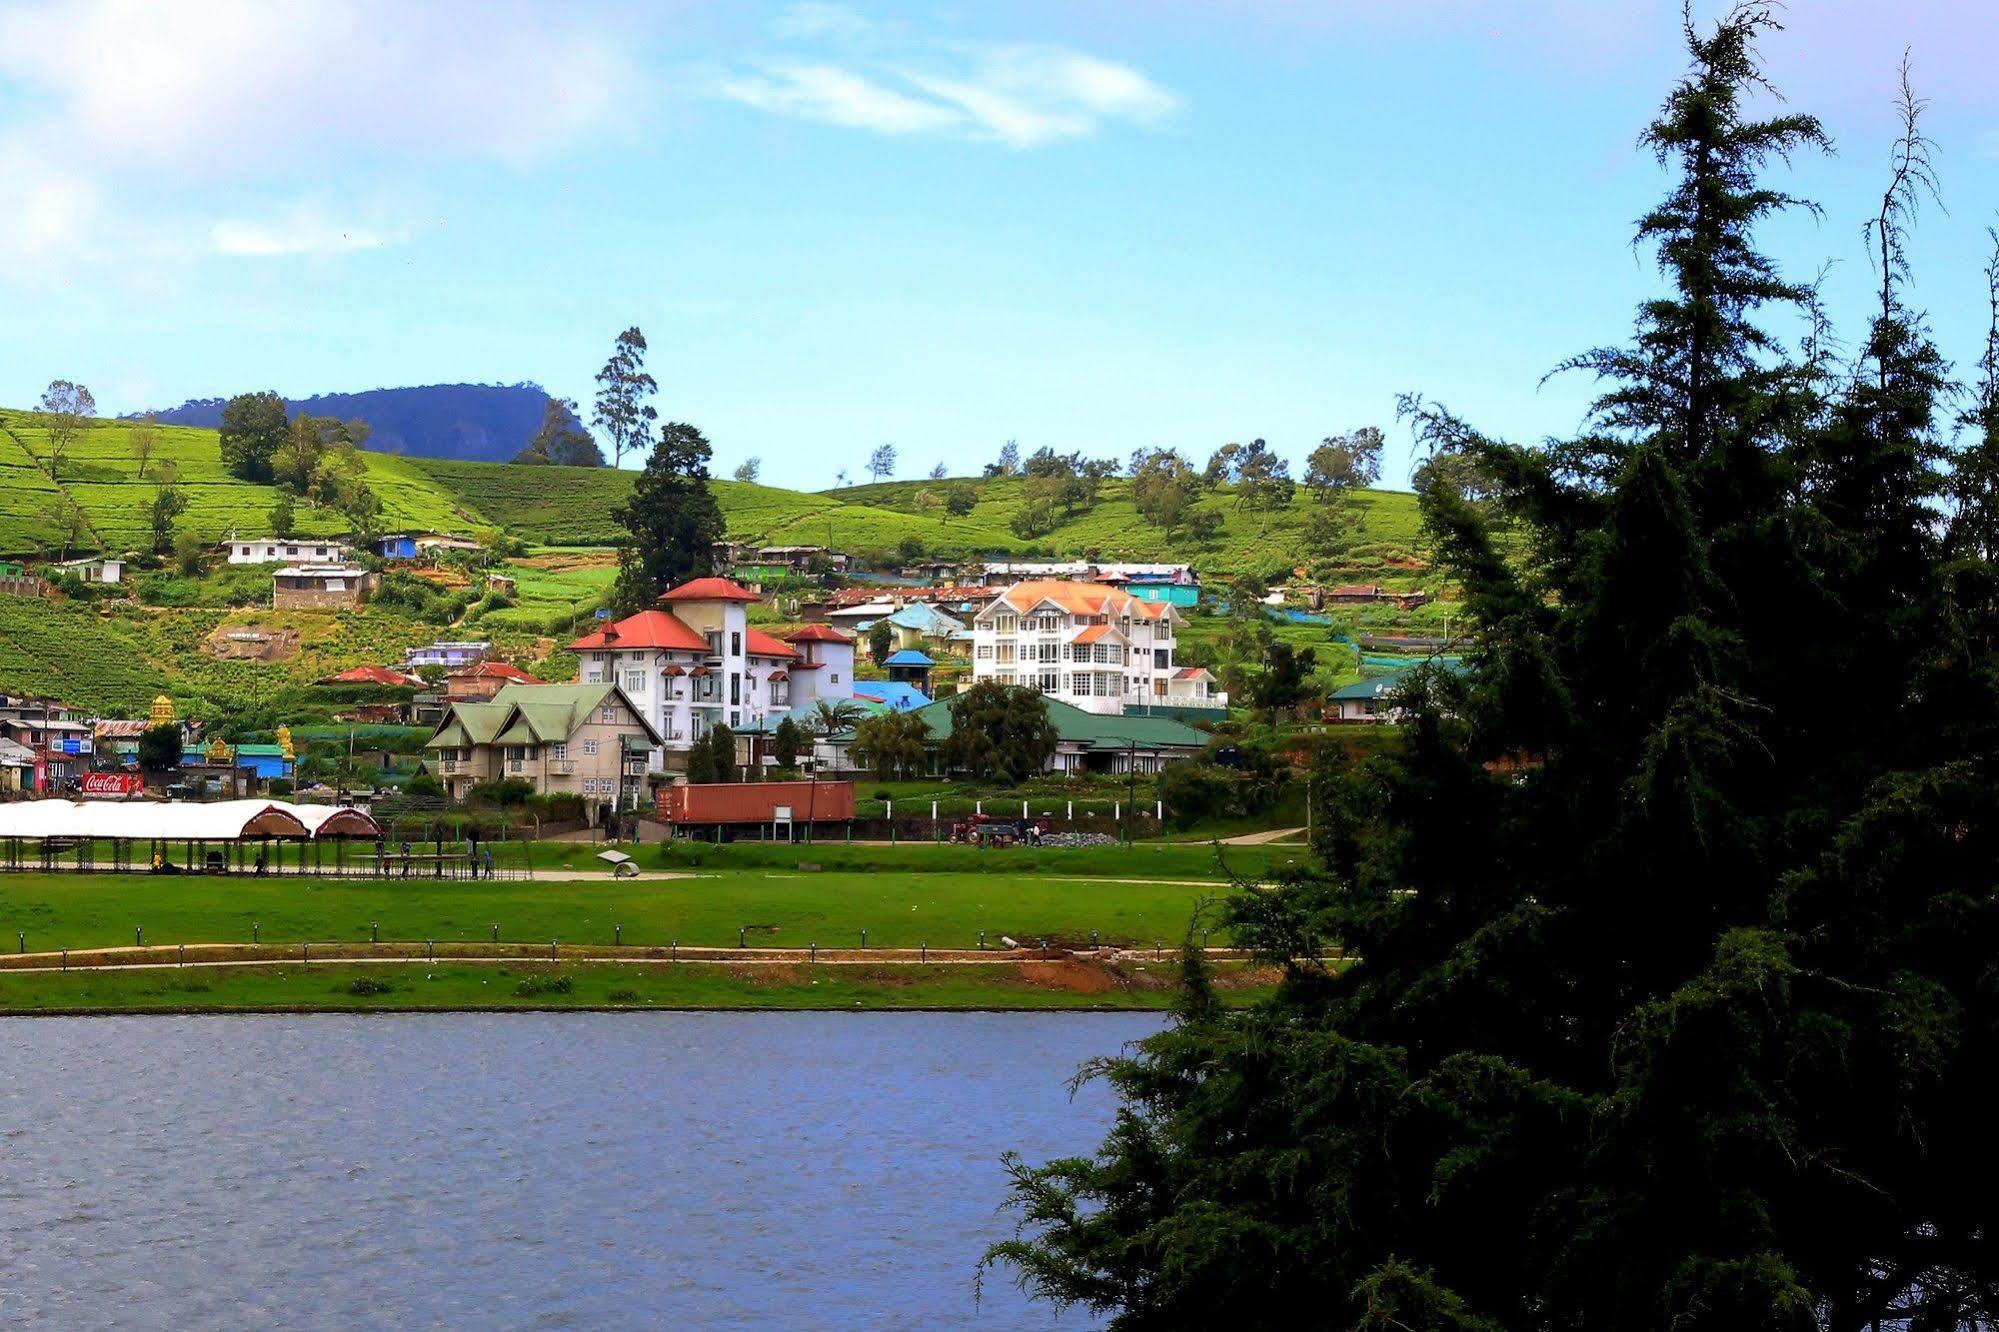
1021,799 -> 1028,818
885,799 -> 892,819
1066,800 -> 1072,819
1114,801 -> 1121,820
976,799 -> 982,814
931,800 -> 937,819
1155,800 -> 1162,820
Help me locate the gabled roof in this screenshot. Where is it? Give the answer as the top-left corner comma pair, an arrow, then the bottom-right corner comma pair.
315,665 -> 427,688
567,609 -> 709,652
1172,666 -> 1213,681
784,623 -> 852,644
659,576 -> 760,603
432,682 -> 666,751
982,578 -> 1179,624
881,649 -> 934,667
1069,625 -> 1126,646
883,603 -> 966,634
745,628 -> 799,660
451,661 -> 543,684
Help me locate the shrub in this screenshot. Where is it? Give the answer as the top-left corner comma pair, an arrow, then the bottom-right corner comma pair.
469,777 -> 535,806
606,988 -> 641,1003
403,773 -> 444,798
268,778 -> 294,796
346,976 -> 395,996
513,974 -> 574,997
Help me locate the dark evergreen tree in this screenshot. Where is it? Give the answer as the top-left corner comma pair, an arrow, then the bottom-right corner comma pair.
939,682 -> 1055,783
609,421 -> 724,613
989,13 -> 1999,1329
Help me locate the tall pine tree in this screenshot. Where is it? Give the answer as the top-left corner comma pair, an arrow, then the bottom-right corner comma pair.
989,12 -> 1999,1329
609,421 -> 725,613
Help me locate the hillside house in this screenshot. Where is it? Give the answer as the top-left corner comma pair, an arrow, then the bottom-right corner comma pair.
405,641 -> 490,669
970,579 -> 1227,717
54,555 -> 125,585
314,665 -> 428,688
567,577 -> 860,772
425,682 -> 660,821
226,536 -> 352,565
881,602 -> 968,654
445,661 -> 544,702
852,681 -> 931,713
272,566 -> 378,610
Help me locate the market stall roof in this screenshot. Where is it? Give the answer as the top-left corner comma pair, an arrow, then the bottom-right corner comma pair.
0,799 -> 381,841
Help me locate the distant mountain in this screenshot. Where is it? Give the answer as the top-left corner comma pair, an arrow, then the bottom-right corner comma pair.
134,383 -> 582,464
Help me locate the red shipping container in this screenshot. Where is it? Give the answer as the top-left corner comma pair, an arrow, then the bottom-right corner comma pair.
657,780 -> 856,825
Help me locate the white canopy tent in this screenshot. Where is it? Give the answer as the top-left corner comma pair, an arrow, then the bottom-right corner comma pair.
0,800 -> 379,843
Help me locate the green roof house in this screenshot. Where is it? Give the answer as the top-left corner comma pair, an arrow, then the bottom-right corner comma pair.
425,682 -> 662,821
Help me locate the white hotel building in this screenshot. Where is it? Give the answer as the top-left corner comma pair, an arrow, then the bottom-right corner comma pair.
969,580 -> 1224,716
568,577 -> 857,769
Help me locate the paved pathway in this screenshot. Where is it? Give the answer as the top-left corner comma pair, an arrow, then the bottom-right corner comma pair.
1218,827 -> 1308,845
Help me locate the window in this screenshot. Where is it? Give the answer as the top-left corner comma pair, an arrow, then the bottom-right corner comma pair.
1074,674 -> 1094,696
600,706 -> 617,723
624,670 -> 646,693
730,673 -> 741,706
975,644 -> 993,659
551,742 -> 567,760
591,652 -> 608,663
1037,671 -> 1060,694
730,631 -> 741,656
585,671 -> 604,684
830,672 -> 840,684
582,739 -> 599,756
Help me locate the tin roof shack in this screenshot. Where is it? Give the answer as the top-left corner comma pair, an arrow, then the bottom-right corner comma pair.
657,780 -> 855,837
273,565 -> 378,610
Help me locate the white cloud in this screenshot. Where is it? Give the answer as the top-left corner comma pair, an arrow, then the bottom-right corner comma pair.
771,3 -> 872,43
211,209 -> 401,258
0,0 -> 641,170
0,0 -> 645,273
721,62 -> 963,136
718,38 -> 1177,148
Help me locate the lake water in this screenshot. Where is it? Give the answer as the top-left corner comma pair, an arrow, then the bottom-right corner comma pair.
0,1012 -> 1161,1329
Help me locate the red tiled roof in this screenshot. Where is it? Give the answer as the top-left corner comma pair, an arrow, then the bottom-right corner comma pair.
315,665 -> 426,688
453,661 -> 542,684
1173,667 -> 1211,680
1071,625 -> 1116,644
745,628 -> 799,659
784,623 -> 851,644
659,576 -> 760,603
568,609 -> 709,652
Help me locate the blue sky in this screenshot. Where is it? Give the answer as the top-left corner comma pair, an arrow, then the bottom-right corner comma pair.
2,1 -> 1996,489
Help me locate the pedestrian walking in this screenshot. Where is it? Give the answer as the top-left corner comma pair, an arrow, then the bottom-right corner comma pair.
483,848 -> 494,880
399,840 -> 411,879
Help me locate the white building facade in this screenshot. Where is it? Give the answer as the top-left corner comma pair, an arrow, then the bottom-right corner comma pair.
226,535 -> 352,565
569,578 -> 857,770
970,579 -> 1225,716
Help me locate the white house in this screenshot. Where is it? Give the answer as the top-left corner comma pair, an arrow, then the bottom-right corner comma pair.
226,535 -> 352,565
568,577 -> 856,771
970,579 -> 1226,716
55,555 -> 124,585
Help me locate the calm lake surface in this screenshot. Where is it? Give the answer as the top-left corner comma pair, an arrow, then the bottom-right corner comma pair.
0,1012 -> 1161,1329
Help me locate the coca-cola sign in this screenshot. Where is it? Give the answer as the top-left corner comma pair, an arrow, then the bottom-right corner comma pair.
80,773 -> 143,797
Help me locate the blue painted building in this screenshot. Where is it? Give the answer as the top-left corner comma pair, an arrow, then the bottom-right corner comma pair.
377,534 -> 418,560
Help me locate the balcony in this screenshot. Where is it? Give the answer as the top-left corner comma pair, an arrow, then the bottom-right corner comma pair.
548,760 -> 576,776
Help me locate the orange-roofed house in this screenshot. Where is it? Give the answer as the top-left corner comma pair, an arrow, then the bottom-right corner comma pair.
567,576 -> 851,771
971,579 -> 1226,716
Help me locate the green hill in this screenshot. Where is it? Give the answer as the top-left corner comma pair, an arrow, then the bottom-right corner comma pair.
0,406 -> 1442,723
1,408 -> 1431,585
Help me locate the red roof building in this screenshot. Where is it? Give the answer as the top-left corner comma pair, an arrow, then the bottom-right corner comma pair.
659,576 -> 760,603
314,665 -> 427,688
567,609 -> 710,653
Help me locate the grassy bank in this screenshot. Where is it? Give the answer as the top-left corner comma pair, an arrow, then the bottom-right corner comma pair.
0,867 -> 1231,956
0,958 -> 1263,1014
527,838 -> 1296,880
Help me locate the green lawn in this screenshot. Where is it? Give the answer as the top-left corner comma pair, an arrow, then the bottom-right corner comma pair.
0,958 -> 1249,1013
0,866 -> 1234,954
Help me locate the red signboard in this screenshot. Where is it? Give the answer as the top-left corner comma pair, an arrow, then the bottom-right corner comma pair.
80,773 -> 144,798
